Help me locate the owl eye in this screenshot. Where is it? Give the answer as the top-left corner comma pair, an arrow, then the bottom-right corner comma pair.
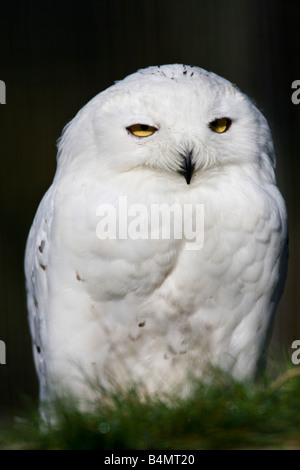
127,124 -> 158,137
209,117 -> 232,133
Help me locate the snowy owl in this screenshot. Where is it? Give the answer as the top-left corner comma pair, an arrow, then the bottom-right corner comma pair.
25,64 -> 288,405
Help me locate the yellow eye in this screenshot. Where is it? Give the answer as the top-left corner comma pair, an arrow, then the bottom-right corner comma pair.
209,117 -> 232,133
127,124 -> 157,137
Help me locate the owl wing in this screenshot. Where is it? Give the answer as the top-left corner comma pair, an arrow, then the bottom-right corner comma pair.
24,185 -> 56,402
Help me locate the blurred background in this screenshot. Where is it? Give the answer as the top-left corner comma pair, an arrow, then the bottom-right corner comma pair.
0,0 -> 299,413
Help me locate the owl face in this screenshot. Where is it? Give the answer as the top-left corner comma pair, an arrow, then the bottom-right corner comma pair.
59,65 -> 275,185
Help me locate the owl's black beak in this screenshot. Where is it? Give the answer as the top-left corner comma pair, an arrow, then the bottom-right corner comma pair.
178,151 -> 195,185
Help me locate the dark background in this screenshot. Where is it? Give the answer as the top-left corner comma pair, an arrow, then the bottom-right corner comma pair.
0,0 -> 299,412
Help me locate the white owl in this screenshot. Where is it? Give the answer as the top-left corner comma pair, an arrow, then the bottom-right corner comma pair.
25,64 -> 288,405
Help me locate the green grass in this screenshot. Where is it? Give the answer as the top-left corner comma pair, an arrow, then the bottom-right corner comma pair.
1,367 -> 300,450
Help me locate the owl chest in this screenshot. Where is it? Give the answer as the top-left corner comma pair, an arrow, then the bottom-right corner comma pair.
58,179 -> 272,309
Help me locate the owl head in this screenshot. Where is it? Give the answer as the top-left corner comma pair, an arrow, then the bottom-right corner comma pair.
57,64 -> 276,186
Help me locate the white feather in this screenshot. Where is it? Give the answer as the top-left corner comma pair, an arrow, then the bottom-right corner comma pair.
25,64 -> 288,404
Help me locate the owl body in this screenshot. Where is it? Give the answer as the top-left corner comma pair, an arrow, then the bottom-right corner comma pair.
25,65 -> 288,403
